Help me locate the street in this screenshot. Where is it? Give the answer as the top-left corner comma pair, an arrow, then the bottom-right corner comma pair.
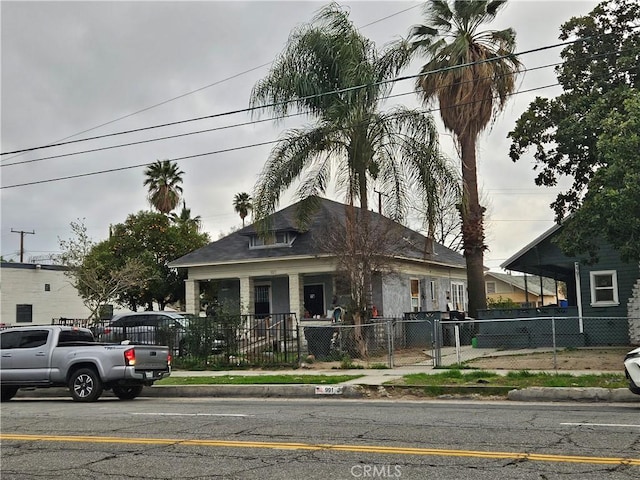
1,397 -> 639,479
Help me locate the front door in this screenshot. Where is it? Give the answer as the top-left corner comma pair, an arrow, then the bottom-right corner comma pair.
254,285 -> 271,318
304,284 -> 325,317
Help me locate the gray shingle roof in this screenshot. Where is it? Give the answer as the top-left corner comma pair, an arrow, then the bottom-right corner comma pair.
169,197 -> 466,268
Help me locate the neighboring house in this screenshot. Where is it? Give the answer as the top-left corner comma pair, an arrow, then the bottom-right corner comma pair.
169,198 -> 468,321
485,271 -> 565,308
500,223 -> 640,344
0,262 -> 91,325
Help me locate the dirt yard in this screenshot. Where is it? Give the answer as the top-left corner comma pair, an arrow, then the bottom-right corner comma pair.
302,346 -> 631,371
466,347 -> 629,371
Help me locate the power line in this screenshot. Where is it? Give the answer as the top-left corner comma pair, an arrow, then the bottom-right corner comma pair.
0,81 -> 562,190
8,40 -> 633,170
0,5 -> 420,162
4,44 -> 631,169
0,34 -> 603,157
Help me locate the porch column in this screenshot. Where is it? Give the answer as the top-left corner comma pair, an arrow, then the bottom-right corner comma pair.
288,273 -> 304,320
239,276 -> 254,315
184,279 -> 200,315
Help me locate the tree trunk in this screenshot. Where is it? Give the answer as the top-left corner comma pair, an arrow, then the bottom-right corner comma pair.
459,134 -> 487,318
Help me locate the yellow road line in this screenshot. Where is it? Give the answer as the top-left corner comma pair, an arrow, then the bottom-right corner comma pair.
1,433 -> 639,466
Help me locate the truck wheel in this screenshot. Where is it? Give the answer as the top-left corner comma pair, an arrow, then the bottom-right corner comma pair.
1,387 -> 19,402
112,385 -> 143,400
69,368 -> 103,402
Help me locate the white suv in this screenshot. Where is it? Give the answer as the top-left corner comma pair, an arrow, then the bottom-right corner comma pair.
624,347 -> 640,395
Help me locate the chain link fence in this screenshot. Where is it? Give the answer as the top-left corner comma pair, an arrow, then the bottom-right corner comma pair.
301,316 -> 637,372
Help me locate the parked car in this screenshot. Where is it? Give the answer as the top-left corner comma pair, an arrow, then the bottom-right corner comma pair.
624,346 -> 640,395
98,311 -> 225,356
0,325 -> 170,402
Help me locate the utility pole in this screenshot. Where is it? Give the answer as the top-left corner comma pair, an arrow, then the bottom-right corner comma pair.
11,229 -> 35,262
373,189 -> 387,215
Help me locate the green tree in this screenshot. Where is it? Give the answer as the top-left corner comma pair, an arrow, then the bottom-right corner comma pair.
170,200 -> 202,233
250,4 -> 457,325
555,91 -> 640,262
105,211 -> 210,310
400,0 -> 521,317
233,192 -> 253,227
143,160 -> 184,214
250,3 -> 456,226
58,219 -> 150,320
508,0 -> 639,261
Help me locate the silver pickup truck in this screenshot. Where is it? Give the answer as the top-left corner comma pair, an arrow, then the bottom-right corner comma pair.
0,325 -> 171,402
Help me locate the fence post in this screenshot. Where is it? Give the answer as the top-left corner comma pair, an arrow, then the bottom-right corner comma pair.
433,318 -> 442,367
386,319 -> 394,368
552,316 -> 557,372
283,315 -> 288,363
454,324 -> 461,365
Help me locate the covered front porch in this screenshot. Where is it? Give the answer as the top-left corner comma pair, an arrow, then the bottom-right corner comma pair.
184,272 -> 342,321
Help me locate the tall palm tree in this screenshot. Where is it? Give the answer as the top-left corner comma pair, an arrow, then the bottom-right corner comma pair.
170,200 -> 202,232
406,0 -> 521,317
233,192 -> 253,227
250,3 -> 457,229
250,3 -> 458,348
143,160 -> 184,214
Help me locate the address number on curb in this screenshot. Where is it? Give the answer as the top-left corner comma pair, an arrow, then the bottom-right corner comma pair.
315,386 -> 344,395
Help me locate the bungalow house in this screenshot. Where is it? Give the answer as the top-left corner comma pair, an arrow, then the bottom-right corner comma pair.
498,222 -> 640,345
169,198 -> 468,322
485,271 -> 565,308
0,262 -> 91,325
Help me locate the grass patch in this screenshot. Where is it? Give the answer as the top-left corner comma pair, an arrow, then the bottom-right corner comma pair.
156,374 -> 363,386
395,369 -> 627,388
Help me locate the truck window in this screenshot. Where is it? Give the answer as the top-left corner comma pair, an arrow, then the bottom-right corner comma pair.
1,331 -> 22,349
58,330 -> 95,344
19,330 -> 49,348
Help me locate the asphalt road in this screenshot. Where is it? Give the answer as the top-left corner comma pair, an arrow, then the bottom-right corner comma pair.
1,397 -> 639,479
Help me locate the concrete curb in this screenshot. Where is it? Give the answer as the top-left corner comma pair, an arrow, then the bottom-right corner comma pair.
507,387 -> 640,403
14,384 -> 640,403
141,384 -> 365,399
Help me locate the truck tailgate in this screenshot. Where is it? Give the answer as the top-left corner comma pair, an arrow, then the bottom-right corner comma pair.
133,345 -> 170,370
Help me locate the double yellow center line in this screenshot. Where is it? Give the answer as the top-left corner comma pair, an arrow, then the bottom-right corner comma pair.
1,433 -> 638,466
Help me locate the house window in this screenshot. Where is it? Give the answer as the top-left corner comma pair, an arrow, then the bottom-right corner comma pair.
249,231 -> 295,249
589,270 -> 619,306
486,281 -> 496,295
451,282 -> 466,312
44,284 -> 51,292
16,304 -> 33,323
410,279 -> 420,312
429,280 -> 438,309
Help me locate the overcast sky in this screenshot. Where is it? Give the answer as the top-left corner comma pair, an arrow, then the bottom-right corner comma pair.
1,0 -> 600,271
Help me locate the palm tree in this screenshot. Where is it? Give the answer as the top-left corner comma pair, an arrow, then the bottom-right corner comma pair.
250,3 -> 457,229
170,200 -> 202,232
405,0 -> 521,317
233,192 -> 253,227
250,3 -> 458,351
143,160 -> 184,214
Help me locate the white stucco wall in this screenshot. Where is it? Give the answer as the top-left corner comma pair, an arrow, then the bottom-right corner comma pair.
0,263 -> 91,325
